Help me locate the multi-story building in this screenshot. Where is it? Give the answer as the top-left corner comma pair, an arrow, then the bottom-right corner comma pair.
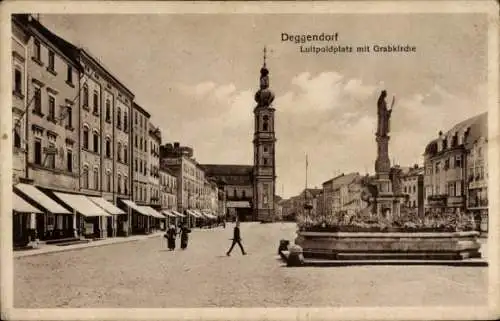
148,123 -> 161,210
160,143 -> 207,227
465,115 -> 488,233
78,49 -> 135,237
12,15 -> 82,241
12,17 -> 29,184
423,112 -> 487,218
401,164 -> 424,217
130,102 -> 151,232
202,164 -> 253,221
322,173 -> 365,218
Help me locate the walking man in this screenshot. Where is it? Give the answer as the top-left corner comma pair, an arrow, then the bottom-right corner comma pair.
226,220 -> 246,256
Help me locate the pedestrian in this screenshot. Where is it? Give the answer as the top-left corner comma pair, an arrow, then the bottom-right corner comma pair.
166,224 -> 177,250
180,223 -> 191,250
226,220 -> 246,256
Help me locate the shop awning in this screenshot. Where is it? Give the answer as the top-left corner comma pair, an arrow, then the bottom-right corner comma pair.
171,210 -> 185,217
186,209 -> 200,218
203,212 -> 217,219
54,192 -> 110,217
193,210 -> 204,218
161,210 -> 177,218
14,184 -> 71,214
141,206 -> 165,219
13,192 -> 42,214
88,197 -> 125,215
122,200 -> 151,216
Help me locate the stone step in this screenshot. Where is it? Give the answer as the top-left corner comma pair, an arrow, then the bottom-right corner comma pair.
302,258 -> 488,267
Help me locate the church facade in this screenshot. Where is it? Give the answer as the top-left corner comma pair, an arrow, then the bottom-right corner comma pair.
203,55 -> 277,222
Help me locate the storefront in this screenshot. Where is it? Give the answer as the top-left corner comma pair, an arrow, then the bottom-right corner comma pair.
12,192 -> 42,247
140,206 -> 165,232
88,197 -> 127,238
53,192 -> 111,239
162,210 -> 178,230
122,200 -> 152,234
14,183 -> 73,240
185,209 -> 201,228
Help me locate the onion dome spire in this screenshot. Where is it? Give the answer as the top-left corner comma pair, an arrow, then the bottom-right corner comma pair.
254,46 -> 275,107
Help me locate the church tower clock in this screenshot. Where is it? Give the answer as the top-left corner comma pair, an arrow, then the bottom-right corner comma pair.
253,47 -> 277,222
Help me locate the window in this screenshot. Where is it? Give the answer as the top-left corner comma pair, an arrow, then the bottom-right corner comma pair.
134,158 -> 138,172
117,143 -> 122,162
435,162 -> 440,174
263,115 -> 269,131
117,107 -> 121,128
455,155 -> 462,168
14,69 -> 22,94
82,85 -> 89,107
83,127 -> 89,149
13,121 -> 21,148
135,111 -> 138,125
34,139 -> 42,165
140,138 -> 143,150
67,65 -> 73,84
444,159 -> 449,170
105,138 -> 111,158
105,99 -> 111,122
263,158 -> 268,165
140,160 -> 143,173
124,146 -> 128,164
34,87 -> 42,113
263,146 -> 268,153
242,190 -> 246,198
134,135 -> 138,148
93,132 -> 99,153
124,177 -> 128,194
448,182 -> 455,196
82,166 -> 89,189
47,143 -> 55,169
66,150 -> 72,172
34,40 -> 41,60
106,172 -> 111,192
413,185 -> 416,193
233,189 -> 237,197
66,106 -> 73,128
48,95 -> 55,120
124,112 -> 128,132
93,167 -> 99,190
48,51 -> 55,71
456,181 -> 462,196
93,91 -> 99,114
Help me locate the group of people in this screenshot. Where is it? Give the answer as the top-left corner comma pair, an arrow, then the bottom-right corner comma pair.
164,223 -> 191,251
163,220 -> 247,256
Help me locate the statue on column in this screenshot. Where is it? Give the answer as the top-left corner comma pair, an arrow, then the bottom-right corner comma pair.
377,90 -> 395,137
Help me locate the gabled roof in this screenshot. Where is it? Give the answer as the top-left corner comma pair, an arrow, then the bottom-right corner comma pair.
324,172 -> 360,188
13,14 -> 82,71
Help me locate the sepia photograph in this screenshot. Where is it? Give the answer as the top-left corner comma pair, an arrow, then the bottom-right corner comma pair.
1,1 -> 498,320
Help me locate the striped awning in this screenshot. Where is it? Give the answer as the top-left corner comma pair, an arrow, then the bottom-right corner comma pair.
186,209 -> 200,218
140,206 -> 165,219
171,210 -> 185,217
122,200 -> 150,216
161,210 -> 177,218
13,193 -> 42,214
88,197 -> 125,215
54,192 -> 110,217
15,184 -> 71,214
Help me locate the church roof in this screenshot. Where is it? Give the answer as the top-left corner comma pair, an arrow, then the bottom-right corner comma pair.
201,164 -> 253,176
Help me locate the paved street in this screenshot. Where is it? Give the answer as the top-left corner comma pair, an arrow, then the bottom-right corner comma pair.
15,222 -> 487,308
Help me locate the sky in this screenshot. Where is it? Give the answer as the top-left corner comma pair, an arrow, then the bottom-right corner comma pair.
39,13 -> 488,199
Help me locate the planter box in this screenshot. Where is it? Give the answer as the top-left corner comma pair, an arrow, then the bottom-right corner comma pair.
295,231 -> 481,261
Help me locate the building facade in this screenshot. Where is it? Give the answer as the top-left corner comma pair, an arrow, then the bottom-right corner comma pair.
423,113 -> 487,217
202,164 -> 253,221
466,121 -> 488,232
322,173 -> 365,218
401,165 -> 424,217
132,103 -> 150,205
253,62 -> 277,222
160,143 -> 207,226
148,123 -> 161,209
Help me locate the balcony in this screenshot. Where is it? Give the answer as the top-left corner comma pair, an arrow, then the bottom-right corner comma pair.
447,195 -> 464,206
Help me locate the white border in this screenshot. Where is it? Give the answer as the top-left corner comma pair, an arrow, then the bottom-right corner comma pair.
1,1 -> 498,321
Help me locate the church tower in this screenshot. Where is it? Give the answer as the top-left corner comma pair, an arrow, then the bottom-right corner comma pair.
253,47 -> 277,222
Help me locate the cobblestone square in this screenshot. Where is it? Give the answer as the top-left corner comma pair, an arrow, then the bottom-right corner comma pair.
14,222 -> 487,308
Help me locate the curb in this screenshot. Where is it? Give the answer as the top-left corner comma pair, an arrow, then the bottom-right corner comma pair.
14,233 -> 163,258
